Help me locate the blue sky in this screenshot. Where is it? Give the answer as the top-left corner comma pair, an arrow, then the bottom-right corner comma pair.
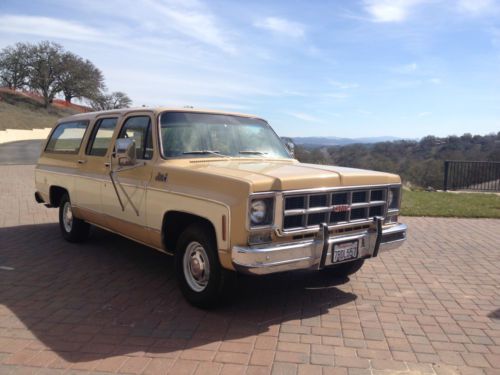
1,0 -> 499,138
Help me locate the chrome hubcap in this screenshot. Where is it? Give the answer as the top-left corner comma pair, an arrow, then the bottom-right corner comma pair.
62,201 -> 73,232
183,241 -> 210,292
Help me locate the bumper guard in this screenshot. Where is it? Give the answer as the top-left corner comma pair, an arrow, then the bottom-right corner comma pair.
232,220 -> 407,275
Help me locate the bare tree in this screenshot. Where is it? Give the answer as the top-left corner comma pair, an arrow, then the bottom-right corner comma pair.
58,52 -> 105,103
26,41 -> 64,108
89,91 -> 132,110
0,42 -> 30,89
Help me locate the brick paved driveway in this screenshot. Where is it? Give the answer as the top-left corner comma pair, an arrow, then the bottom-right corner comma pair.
0,165 -> 499,375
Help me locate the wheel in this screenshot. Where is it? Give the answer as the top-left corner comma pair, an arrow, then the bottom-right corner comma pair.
59,193 -> 90,243
175,223 -> 234,308
324,259 -> 365,278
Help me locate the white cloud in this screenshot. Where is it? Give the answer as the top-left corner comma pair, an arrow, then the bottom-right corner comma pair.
429,77 -> 442,84
39,0 -> 236,54
394,62 -> 418,73
363,0 -> 426,22
0,15 -> 105,42
287,112 -> 321,122
324,92 -> 350,99
145,0 -> 236,53
329,80 -> 360,89
364,0 -> 496,22
358,109 -> 373,115
281,90 -> 308,96
489,27 -> 500,46
418,111 -> 431,117
457,0 -> 495,15
104,68 -> 277,106
254,17 -> 305,38
405,62 -> 418,71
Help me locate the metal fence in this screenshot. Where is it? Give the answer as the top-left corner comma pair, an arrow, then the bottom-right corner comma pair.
443,161 -> 500,192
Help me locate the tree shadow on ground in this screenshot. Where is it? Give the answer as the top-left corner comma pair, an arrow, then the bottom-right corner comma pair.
0,223 -> 356,363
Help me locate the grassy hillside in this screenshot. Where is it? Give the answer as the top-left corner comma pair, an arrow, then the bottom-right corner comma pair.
0,89 -> 81,131
401,189 -> 500,218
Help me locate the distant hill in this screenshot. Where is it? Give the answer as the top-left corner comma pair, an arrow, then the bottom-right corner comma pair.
0,89 -> 85,131
294,134 -> 500,189
292,136 -> 403,146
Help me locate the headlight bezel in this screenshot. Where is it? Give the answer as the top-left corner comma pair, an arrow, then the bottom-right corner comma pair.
387,185 -> 402,214
248,192 -> 276,230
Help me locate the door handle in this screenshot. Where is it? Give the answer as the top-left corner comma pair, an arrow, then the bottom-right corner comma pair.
104,162 -> 111,167
77,159 -> 86,164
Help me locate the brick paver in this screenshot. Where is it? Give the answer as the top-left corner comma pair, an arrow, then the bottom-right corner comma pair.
1,165 -> 499,375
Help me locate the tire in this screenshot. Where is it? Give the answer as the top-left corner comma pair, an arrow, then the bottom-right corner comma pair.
175,223 -> 234,308
324,259 -> 365,278
59,193 -> 90,243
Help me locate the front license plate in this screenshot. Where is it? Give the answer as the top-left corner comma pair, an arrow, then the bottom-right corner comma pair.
333,241 -> 359,263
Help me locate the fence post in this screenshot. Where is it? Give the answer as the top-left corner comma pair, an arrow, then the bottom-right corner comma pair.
443,161 -> 450,191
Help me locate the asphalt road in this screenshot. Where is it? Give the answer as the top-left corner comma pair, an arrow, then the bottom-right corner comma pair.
0,140 -> 42,164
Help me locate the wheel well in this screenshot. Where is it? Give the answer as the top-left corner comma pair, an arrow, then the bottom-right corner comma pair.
49,186 -> 68,207
162,211 -> 217,253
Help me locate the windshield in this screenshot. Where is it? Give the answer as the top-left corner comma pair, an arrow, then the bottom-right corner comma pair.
160,112 -> 291,159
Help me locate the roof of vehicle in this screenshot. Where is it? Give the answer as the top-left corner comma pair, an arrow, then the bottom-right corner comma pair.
58,107 -> 265,123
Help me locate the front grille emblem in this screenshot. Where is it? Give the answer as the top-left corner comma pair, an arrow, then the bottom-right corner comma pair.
333,204 -> 351,213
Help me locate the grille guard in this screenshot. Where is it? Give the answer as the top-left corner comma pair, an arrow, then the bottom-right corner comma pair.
317,217 -> 383,269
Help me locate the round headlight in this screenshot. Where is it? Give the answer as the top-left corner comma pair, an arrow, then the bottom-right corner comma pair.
250,199 -> 267,224
387,189 -> 394,206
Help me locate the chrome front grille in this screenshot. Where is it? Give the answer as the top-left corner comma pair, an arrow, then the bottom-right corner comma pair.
282,187 -> 389,232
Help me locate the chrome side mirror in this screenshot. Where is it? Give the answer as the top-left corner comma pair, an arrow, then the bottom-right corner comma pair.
285,142 -> 295,158
114,138 -> 136,166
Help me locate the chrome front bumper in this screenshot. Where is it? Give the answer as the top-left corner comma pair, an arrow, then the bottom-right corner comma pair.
232,222 -> 407,275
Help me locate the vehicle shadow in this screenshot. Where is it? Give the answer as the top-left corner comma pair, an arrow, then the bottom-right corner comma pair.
0,223 -> 357,363
488,309 -> 500,320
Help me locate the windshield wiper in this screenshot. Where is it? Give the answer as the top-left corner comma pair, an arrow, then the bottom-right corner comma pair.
182,150 -> 229,157
239,151 -> 268,155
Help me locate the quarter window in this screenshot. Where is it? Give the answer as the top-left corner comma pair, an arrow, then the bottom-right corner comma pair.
87,118 -> 118,157
118,116 -> 153,160
45,121 -> 88,153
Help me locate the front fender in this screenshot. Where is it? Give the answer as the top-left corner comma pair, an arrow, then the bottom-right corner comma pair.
146,188 -> 234,269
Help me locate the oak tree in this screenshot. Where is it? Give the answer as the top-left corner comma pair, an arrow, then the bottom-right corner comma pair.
26,41 -> 64,108
89,91 -> 132,110
59,52 -> 105,103
0,42 -> 30,90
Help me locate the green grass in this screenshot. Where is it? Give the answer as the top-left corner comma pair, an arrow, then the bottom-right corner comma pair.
0,90 -> 77,130
401,189 -> 500,218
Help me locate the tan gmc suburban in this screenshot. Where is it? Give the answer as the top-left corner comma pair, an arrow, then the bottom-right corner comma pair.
34,107 -> 407,307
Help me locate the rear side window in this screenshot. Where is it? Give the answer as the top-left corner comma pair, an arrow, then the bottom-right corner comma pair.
86,118 -> 118,156
45,121 -> 88,153
118,116 -> 153,160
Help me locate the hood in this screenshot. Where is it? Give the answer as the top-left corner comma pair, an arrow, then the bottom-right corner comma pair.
178,159 -> 400,191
